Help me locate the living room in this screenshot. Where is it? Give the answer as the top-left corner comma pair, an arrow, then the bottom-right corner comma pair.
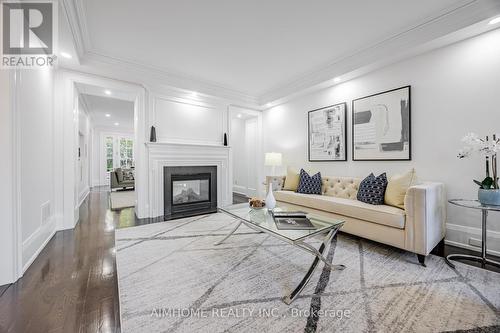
1,1 -> 500,332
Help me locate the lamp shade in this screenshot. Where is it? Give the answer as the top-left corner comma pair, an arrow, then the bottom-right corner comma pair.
264,152 -> 282,166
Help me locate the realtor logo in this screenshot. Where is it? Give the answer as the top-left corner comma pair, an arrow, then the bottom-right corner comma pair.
1,1 -> 57,69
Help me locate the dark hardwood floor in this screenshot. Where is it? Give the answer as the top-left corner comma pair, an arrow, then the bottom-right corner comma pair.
0,188 -> 498,332
0,189 -> 124,333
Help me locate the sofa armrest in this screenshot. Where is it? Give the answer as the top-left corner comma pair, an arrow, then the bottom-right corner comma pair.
110,172 -> 119,189
404,182 -> 446,255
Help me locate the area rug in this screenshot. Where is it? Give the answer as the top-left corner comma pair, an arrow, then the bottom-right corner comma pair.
115,213 -> 500,333
110,190 -> 135,210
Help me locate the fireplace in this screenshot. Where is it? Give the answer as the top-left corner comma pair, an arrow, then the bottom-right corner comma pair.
164,166 -> 217,220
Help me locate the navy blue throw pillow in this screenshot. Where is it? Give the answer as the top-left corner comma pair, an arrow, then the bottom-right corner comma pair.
357,173 -> 388,205
297,169 -> 322,194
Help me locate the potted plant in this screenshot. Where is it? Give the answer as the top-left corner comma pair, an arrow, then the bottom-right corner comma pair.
458,133 -> 500,205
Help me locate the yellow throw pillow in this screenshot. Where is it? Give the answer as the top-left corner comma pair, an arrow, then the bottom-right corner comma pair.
385,168 -> 418,209
283,167 -> 300,191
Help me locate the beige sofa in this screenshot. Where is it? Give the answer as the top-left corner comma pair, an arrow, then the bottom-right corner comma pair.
267,175 -> 446,266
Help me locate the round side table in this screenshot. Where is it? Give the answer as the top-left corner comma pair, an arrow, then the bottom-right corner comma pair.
446,199 -> 500,269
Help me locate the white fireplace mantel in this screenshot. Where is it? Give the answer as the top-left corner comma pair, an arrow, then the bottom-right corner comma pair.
144,142 -> 232,218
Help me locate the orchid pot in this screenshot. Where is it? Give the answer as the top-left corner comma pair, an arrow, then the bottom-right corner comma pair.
459,133 -> 500,206
478,189 -> 500,206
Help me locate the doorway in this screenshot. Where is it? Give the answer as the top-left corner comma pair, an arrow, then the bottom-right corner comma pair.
102,134 -> 134,186
229,106 -> 263,201
77,89 -> 136,213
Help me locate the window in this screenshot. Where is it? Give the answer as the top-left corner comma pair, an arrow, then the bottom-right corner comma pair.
105,136 -> 114,172
120,138 -> 134,168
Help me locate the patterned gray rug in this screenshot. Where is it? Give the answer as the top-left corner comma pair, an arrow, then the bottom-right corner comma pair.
115,213 -> 500,333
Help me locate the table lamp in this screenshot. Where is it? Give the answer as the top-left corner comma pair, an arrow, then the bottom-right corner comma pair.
265,152 -> 282,176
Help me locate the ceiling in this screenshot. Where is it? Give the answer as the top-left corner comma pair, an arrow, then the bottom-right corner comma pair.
81,94 -> 135,130
60,0 -> 500,104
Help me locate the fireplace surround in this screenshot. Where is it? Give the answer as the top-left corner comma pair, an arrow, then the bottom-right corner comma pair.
164,166 -> 217,220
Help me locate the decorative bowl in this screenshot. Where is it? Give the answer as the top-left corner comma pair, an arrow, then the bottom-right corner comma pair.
249,198 -> 265,210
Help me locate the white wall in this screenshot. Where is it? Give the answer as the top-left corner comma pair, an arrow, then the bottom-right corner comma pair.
264,28 -> 500,252
0,71 -> 16,285
153,95 -> 226,145
16,68 -> 57,271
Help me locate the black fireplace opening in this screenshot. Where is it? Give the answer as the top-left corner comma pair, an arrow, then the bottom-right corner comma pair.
164,166 -> 217,220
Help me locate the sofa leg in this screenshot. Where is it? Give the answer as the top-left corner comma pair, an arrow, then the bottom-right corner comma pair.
417,254 -> 426,267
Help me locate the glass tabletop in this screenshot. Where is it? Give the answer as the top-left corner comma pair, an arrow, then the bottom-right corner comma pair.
218,203 -> 344,242
448,199 -> 500,212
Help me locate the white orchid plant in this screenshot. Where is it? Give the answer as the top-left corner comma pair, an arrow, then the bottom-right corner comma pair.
458,133 -> 500,189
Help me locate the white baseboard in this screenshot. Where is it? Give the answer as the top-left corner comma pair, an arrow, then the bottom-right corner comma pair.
78,187 -> 90,207
445,222 -> 500,256
233,185 -> 247,195
444,239 -> 500,257
22,217 -> 57,273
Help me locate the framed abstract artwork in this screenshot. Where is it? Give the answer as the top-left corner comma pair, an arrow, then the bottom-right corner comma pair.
352,86 -> 411,161
308,102 -> 347,161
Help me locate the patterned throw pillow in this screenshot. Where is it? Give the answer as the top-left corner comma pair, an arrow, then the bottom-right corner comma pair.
357,173 -> 388,205
296,169 -> 322,195
123,169 -> 135,181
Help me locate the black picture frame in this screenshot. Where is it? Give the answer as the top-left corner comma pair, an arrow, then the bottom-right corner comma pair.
352,86 -> 411,161
308,102 -> 347,162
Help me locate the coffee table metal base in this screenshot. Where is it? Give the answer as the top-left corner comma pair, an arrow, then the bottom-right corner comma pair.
282,227 -> 345,305
214,219 -> 344,304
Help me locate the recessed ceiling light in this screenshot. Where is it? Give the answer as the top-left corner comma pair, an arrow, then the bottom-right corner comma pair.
333,77 -> 341,83
60,52 -> 72,59
114,122 -> 119,126
237,114 -> 242,118
489,17 -> 500,25
104,90 -> 112,95
105,113 -> 111,118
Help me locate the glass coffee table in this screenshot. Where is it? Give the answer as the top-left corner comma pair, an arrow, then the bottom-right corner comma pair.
217,203 -> 345,304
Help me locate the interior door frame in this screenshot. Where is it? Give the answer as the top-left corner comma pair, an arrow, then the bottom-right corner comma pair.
244,117 -> 259,197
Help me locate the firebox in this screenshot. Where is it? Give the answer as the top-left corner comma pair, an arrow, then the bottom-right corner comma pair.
164,166 -> 217,220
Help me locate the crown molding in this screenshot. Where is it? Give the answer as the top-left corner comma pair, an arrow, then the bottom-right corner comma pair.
63,0 -> 500,108
259,0 -> 500,104
63,0 -> 259,106
83,50 -> 260,105
60,0 -> 88,61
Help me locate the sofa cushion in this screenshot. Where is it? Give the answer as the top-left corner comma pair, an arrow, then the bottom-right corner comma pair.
123,169 -> 135,181
274,190 -> 405,229
357,173 -> 388,205
283,167 -> 300,191
297,169 -> 322,194
322,176 -> 360,199
385,168 -> 418,209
